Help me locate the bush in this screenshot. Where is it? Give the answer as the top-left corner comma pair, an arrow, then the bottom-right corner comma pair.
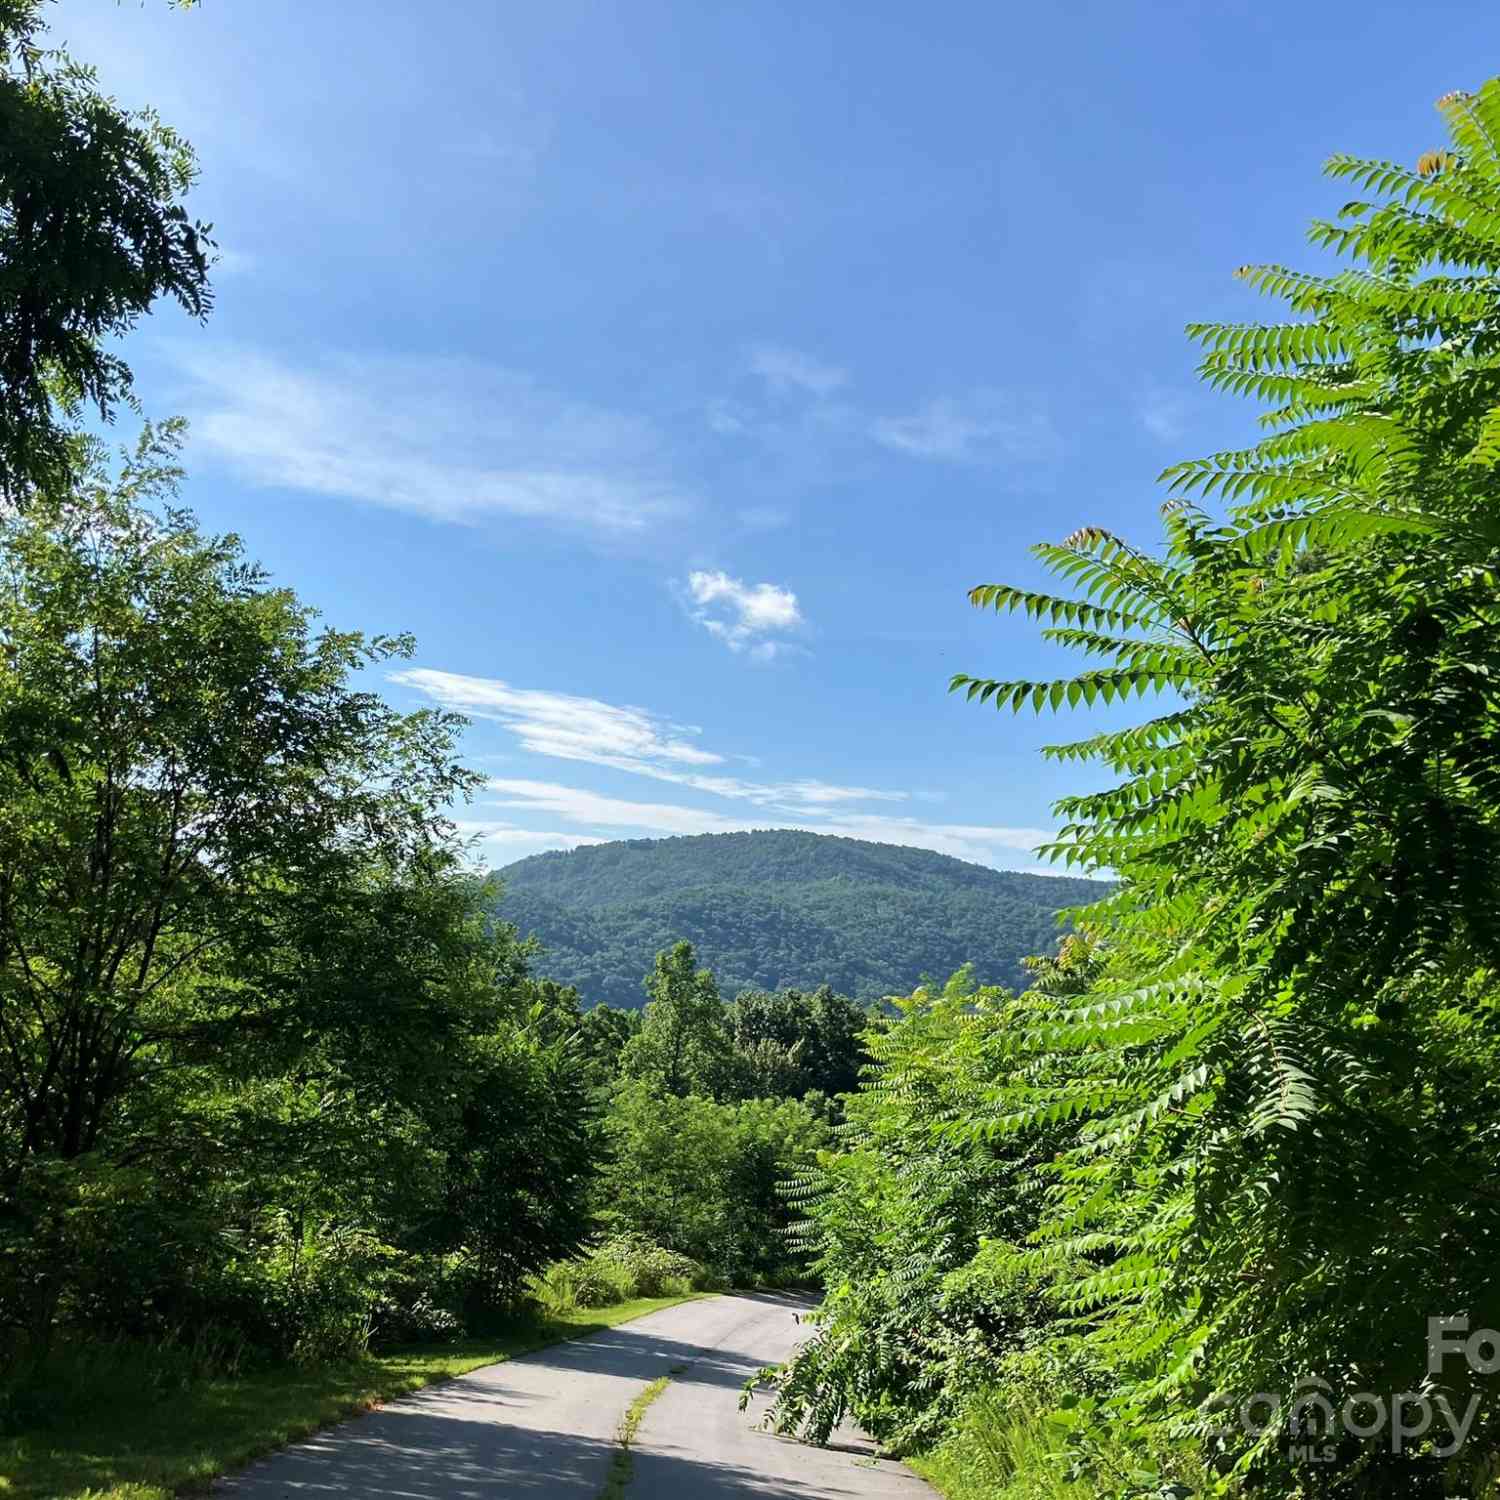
368,1256 -> 466,1347
527,1237 -> 714,1315
595,1235 -> 709,1297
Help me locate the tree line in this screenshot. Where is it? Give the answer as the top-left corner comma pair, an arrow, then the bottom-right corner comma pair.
491,831 -> 1103,1004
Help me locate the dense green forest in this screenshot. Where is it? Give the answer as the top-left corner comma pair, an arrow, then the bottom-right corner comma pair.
492,831 -> 1103,1005
5,2 -> 1500,1497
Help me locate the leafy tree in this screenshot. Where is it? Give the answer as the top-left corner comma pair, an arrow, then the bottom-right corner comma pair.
726,986 -> 870,1100
0,430 -> 603,1357
770,80 -> 1500,1497
619,940 -> 735,1099
0,3 -> 212,500
423,1015 -> 598,1317
576,1002 -> 641,1086
597,1078 -> 826,1280
0,426 -> 478,1174
930,82 -> 1500,1490
764,970 -> 1066,1452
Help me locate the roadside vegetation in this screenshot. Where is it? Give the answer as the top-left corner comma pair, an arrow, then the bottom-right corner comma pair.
757,82 -> 1500,1500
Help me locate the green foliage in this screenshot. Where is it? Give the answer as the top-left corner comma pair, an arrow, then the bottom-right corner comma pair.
528,1236 -> 714,1315
415,1015 -> 600,1319
726,984 -> 870,1099
0,438 -> 599,1389
491,830 -> 1104,1006
772,82 -> 1500,1499
598,1077 -> 828,1282
619,940 -> 737,1099
0,3 -> 212,501
912,1376 -> 1217,1500
576,1001 -> 643,1086
762,969 -> 1066,1453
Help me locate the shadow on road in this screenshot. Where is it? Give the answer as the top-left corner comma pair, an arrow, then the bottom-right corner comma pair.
216,1292 -> 867,1499
220,1402 -> 872,1499
518,1292 -> 814,1394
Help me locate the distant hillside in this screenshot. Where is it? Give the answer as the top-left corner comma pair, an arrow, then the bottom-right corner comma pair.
489,830 -> 1106,1008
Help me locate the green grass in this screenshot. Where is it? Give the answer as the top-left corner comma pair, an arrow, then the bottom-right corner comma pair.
907,1394 -> 1222,1500
0,1294 -> 705,1500
598,1369 -> 679,1500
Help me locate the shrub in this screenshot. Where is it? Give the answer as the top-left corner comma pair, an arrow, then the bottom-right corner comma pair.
527,1237 -> 714,1316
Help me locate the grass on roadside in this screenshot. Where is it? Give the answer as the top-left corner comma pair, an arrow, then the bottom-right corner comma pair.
0,1294 -> 705,1500
599,1366 -> 685,1500
906,1387 -> 1223,1500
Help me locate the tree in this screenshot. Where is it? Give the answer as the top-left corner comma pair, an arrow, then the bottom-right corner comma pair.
598,1077 -> 826,1279
764,971 -> 1064,1453
726,986 -> 870,1100
937,81 -> 1500,1488
0,3 -> 212,501
619,940 -> 735,1099
0,429 -> 567,1351
576,1002 -> 642,1086
0,426 -> 480,1173
424,1017 -> 598,1317
767,79 -> 1500,1497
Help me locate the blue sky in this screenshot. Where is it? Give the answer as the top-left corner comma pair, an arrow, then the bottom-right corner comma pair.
60,0 -> 1497,871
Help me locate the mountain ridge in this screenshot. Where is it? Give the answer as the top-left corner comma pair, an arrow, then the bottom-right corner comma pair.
488,829 -> 1105,1008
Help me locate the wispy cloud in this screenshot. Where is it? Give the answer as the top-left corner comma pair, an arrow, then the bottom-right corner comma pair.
477,779 -> 1054,869
168,346 -> 690,535
390,669 -> 895,808
749,345 -> 848,398
871,390 -> 1058,464
683,570 -> 804,660
391,670 -> 722,769
394,670 -> 1055,868
719,348 -> 1059,477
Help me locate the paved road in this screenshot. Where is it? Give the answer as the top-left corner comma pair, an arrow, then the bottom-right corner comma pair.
217,1292 -> 933,1498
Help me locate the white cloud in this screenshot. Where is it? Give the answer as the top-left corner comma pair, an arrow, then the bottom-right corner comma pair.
391,669 -> 898,808
749,345 -> 848,398
871,390 -> 1057,464
685,570 -> 804,659
168,346 -> 689,535
480,779 -> 1055,870
395,670 -> 1058,870
392,670 -> 722,768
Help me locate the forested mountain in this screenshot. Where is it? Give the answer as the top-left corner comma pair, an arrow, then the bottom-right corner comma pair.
489,830 -> 1104,1007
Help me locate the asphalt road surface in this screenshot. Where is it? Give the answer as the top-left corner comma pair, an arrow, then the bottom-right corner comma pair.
216,1292 -> 935,1498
